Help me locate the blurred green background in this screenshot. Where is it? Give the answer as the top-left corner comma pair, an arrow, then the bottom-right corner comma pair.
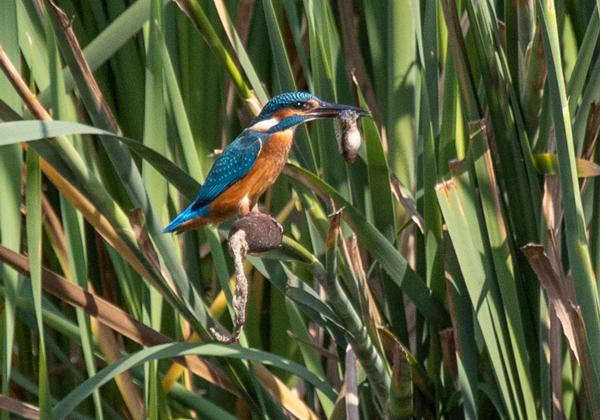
0,0 -> 599,418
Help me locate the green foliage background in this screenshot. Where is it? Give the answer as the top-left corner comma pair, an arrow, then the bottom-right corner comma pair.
0,0 -> 599,418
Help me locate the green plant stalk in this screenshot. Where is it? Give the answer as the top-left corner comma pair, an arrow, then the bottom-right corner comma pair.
436,170 -> 519,419
325,223 -> 390,411
143,0 -> 168,213
521,24 -> 546,139
213,0 -> 268,104
282,0 -> 312,86
458,8 -> 544,400
387,1 -> 416,188
445,241 -> 479,419
284,299 -> 335,416
516,0 -> 535,81
538,0 -> 600,390
60,198 -> 104,419
17,1 -> 51,91
174,0 -> 253,102
438,52 -> 463,170
45,10 -> 105,417
440,0 -> 480,120
304,0 -> 347,192
567,7 -> 599,119
144,3 -> 167,417
358,84 -> 407,342
419,72 -> 446,408
0,0 -> 21,410
26,149 -> 51,417
101,0 -> 146,140
159,39 -> 203,181
302,0 -> 339,86
469,130 -> 536,418
263,0 -> 318,171
419,0 -> 440,136
572,55 -> 600,153
414,26 -> 445,298
282,228 -> 391,410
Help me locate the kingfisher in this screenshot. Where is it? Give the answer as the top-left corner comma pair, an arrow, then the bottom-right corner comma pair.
164,91 -> 368,234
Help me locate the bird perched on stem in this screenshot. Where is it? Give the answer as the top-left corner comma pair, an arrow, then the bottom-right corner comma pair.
164,91 -> 369,234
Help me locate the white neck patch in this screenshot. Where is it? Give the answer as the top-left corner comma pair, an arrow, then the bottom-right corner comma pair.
248,117 -> 279,132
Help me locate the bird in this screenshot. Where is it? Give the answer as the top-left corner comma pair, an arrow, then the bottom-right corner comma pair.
163,91 -> 369,234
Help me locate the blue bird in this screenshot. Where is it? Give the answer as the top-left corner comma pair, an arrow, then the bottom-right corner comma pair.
164,92 -> 368,234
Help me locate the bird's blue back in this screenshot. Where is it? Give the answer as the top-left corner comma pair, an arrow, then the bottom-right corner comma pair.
193,129 -> 267,207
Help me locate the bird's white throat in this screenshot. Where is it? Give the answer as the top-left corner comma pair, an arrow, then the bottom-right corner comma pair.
248,117 -> 279,132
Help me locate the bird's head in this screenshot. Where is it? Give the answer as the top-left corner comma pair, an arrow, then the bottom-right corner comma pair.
248,91 -> 369,133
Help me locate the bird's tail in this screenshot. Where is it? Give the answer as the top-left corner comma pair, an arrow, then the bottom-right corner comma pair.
163,203 -> 207,233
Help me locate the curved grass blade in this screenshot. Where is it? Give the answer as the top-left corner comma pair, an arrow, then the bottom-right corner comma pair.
53,342 -> 337,418
0,120 -> 200,198
0,120 -> 109,145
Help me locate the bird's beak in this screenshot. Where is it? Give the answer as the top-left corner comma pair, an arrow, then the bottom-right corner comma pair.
308,101 -> 371,119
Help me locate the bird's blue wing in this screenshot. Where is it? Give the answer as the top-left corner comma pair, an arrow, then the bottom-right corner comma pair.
163,130 -> 266,233
192,129 -> 266,209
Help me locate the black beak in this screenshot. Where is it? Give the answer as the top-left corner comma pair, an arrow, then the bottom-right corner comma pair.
308,101 -> 370,119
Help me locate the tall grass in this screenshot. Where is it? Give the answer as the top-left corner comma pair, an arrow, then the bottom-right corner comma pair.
0,0 -> 599,418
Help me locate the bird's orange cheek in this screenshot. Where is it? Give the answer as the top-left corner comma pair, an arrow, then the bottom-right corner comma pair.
274,109 -> 294,120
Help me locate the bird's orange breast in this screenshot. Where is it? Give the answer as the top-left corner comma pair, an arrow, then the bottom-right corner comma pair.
204,129 -> 295,222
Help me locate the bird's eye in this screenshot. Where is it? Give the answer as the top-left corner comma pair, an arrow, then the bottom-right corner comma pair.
293,101 -> 312,110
